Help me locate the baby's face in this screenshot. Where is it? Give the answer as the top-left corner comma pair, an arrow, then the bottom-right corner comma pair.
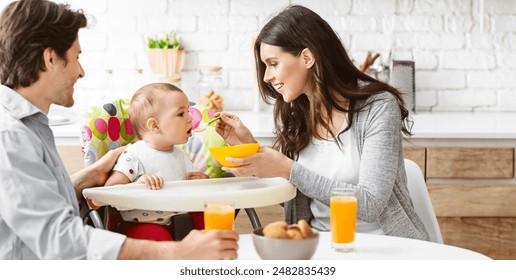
154,91 -> 193,146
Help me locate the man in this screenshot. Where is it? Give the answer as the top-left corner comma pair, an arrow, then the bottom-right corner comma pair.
0,0 -> 238,260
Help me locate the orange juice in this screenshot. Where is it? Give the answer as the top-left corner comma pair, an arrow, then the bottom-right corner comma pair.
204,203 -> 235,230
330,196 -> 357,244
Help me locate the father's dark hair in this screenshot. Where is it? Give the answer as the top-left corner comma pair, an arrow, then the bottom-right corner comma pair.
0,0 -> 87,88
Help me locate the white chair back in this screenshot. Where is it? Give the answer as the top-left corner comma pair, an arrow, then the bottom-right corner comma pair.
404,159 -> 444,244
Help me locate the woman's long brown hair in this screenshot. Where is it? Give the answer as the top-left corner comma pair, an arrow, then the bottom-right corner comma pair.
254,5 -> 411,160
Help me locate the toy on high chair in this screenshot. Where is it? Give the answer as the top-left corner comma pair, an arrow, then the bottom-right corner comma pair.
80,99 -> 226,241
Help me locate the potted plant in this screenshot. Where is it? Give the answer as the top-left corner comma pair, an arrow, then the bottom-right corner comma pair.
147,33 -> 185,82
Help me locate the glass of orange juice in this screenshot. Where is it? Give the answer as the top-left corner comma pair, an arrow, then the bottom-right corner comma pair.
204,202 -> 235,231
330,189 -> 357,252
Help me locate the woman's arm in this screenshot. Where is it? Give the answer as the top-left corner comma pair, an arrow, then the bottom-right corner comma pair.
222,147 -> 295,179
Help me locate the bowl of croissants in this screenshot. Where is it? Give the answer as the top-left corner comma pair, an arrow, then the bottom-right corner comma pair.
252,220 -> 319,260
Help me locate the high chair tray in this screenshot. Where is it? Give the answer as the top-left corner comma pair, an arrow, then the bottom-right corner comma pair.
83,177 -> 295,211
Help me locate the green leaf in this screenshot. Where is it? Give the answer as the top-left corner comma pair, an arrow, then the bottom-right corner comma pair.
146,33 -> 181,49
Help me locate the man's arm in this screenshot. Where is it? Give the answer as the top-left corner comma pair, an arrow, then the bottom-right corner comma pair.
117,230 -> 239,260
71,147 -> 125,199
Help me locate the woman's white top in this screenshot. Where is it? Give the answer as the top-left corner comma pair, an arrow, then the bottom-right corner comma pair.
297,124 -> 384,234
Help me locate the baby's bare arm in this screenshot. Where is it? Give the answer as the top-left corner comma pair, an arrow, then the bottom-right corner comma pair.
105,170 -> 131,186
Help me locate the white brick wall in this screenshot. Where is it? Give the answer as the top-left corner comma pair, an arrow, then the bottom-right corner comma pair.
1,0 -> 515,112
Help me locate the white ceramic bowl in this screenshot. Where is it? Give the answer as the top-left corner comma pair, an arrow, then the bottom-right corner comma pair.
252,228 -> 319,260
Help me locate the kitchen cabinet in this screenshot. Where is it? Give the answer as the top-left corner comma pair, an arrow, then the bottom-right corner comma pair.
403,144 -> 516,260
426,147 -> 514,179
403,146 -> 425,173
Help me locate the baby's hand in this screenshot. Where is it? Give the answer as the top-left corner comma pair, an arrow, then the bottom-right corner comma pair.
137,174 -> 164,190
187,172 -> 209,180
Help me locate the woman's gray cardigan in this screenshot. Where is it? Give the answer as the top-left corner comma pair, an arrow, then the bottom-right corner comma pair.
285,92 -> 430,241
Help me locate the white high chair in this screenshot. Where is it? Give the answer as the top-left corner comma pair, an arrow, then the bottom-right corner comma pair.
79,99 -> 264,237
404,159 -> 444,244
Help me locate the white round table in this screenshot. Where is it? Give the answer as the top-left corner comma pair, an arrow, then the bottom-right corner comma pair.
238,231 -> 491,260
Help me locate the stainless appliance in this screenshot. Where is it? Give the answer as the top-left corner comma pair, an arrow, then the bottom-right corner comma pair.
389,50 -> 415,113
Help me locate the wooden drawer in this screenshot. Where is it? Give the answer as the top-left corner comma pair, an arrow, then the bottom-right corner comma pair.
428,184 -> 516,217
403,146 -> 426,176
438,217 -> 516,260
426,147 -> 514,179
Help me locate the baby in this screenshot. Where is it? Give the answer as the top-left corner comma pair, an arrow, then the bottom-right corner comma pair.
105,82 -> 208,240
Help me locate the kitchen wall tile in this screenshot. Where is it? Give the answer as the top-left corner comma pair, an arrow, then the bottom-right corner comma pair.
485,0 -> 516,14
492,16 -> 516,32
228,33 -> 255,52
413,50 -> 439,70
138,16 -> 194,34
293,0 -> 351,16
497,52 -> 516,69
230,0 -> 288,16
105,51 -> 138,70
436,89 -> 496,110
181,33 -> 228,51
75,70 -> 110,90
352,0 -> 395,15
341,15 -> 379,32
198,15 -> 230,32
172,0 -> 229,15
1,0 -> 515,112
412,0 -> 471,15
415,90 -> 438,110
219,50 -> 253,70
467,33 -> 495,50
394,15 -> 443,32
417,33 -> 465,50
66,0 -> 108,14
79,52 -> 107,71
441,51 -> 496,70
417,71 -> 466,89
467,71 -> 516,89
351,34 -> 393,51
228,15 -> 259,32
78,30 -> 108,51
228,70 -> 254,89
445,15 -> 474,33
496,90 -> 516,109
107,15 -> 137,33
393,32 -> 419,49
135,0 -> 168,16
502,33 -> 516,50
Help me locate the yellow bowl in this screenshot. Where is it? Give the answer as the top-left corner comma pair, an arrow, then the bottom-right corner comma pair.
209,143 -> 260,167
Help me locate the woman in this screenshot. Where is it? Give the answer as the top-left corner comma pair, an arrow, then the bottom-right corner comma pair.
215,5 -> 429,241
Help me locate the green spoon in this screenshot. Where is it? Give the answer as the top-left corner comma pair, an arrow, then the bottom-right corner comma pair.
207,115 -> 221,126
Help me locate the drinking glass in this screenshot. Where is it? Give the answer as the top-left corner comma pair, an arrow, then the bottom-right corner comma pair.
330,189 -> 357,252
203,202 -> 235,231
